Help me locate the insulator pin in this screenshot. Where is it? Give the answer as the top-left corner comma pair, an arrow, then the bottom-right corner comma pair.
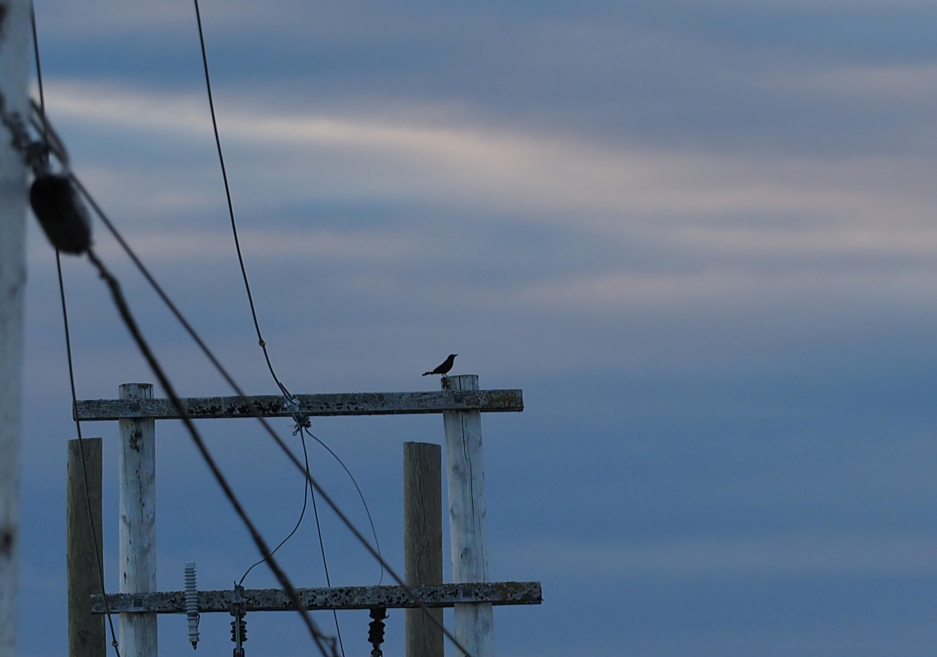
368,607 -> 387,657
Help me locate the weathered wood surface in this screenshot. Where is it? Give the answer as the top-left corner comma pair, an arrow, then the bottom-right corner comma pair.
443,375 -> 494,657
118,384 -> 158,657
91,582 -> 542,613
0,6 -> 30,655
67,438 -> 105,657
404,443 -> 444,657
75,389 -> 524,421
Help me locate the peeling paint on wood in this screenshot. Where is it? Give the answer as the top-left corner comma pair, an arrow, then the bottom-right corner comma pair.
75,388 -> 524,421
90,581 -> 542,614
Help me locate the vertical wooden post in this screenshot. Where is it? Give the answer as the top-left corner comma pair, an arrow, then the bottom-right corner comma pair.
0,3 -> 30,657
442,375 -> 494,657
404,442 -> 443,657
67,438 -> 106,657
118,384 -> 157,657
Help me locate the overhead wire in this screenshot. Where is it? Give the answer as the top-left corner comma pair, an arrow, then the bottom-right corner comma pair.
239,436 -> 311,587
84,247 -> 341,657
191,0 -> 290,399
190,0 -> 344,648
67,171 -> 474,657
29,6 -> 121,656
16,7 -> 471,653
190,5 -> 383,655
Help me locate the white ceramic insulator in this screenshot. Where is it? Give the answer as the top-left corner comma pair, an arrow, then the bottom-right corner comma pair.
184,561 -> 199,649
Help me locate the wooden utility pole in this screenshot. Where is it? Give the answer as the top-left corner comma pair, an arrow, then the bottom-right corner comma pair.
443,375 -> 493,657
118,384 -> 157,657
404,442 -> 443,657
67,439 -> 106,657
0,3 -> 31,657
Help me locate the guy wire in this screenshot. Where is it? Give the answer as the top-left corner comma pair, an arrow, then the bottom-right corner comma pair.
31,5 -> 121,656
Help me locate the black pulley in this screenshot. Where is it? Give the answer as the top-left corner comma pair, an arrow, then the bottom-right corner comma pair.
30,174 -> 91,255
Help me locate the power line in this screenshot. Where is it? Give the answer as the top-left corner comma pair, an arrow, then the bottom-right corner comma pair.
85,246 -> 341,657
190,0 -> 346,645
191,0 -> 291,399
68,172 -> 474,657
189,6 -> 386,655
239,436 -> 312,586
7,19 -> 473,657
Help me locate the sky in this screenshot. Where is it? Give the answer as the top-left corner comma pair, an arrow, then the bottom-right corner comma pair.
11,0 -> 937,655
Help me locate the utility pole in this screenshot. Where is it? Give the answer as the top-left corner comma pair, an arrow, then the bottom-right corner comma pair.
0,2 -> 31,657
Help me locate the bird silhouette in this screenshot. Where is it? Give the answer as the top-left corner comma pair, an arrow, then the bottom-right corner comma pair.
423,354 -> 457,377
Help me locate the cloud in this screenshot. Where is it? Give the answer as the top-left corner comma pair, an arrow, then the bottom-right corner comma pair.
506,534 -> 937,580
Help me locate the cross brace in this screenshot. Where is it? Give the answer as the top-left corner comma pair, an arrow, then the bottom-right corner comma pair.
91,581 -> 542,613
75,389 -> 523,421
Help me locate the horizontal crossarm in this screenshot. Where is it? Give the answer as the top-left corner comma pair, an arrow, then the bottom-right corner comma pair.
75,389 -> 523,421
91,581 -> 542,613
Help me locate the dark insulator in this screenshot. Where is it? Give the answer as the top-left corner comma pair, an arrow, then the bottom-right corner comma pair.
29,174 -> 91,255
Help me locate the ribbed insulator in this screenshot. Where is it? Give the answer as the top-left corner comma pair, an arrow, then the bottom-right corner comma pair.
184,561 -> 200,649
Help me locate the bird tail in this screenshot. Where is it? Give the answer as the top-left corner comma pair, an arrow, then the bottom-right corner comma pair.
422,371 -> 432,376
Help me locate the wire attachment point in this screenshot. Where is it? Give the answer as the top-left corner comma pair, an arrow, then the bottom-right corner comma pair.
284,397 -> 311,435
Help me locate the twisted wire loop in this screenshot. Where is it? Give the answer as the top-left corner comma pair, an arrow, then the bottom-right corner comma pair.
285,396 -> 312,435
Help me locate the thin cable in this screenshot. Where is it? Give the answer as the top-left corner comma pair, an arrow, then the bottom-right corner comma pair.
238,435 -> 347,657
67,176 -> 474,657
55,254 -> 122,657
191,0 -> 290,399
305,438 -> 346,657
6,21 -> 452,655
32,6 -> 121,655
238,438 -> 311,586
85,248 -> 339,657
303,427 -> 384,585
191,8 -> 375,650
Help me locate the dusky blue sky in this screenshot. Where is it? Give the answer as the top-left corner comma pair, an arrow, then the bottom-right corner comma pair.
14,1 -> 937,656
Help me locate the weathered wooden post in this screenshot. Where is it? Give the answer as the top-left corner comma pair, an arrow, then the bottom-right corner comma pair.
442,375 -> 493,657
67,438 -> 106,657
0,3 -> 30,657
404,442 -> 443,657
118,384 -> 157,657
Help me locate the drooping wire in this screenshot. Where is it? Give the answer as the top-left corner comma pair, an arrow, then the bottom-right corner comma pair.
302,426 -> 384,587
30,6 -> 121,656
84,247 -> 340,657
191,0 -> 291,399
239,432 -> 347,657
190,6 -> 387,653
240,429 -> 384,588
238,435 -> 311,586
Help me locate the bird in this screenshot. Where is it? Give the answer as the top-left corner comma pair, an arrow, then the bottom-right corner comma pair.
423,354 -> 457,377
